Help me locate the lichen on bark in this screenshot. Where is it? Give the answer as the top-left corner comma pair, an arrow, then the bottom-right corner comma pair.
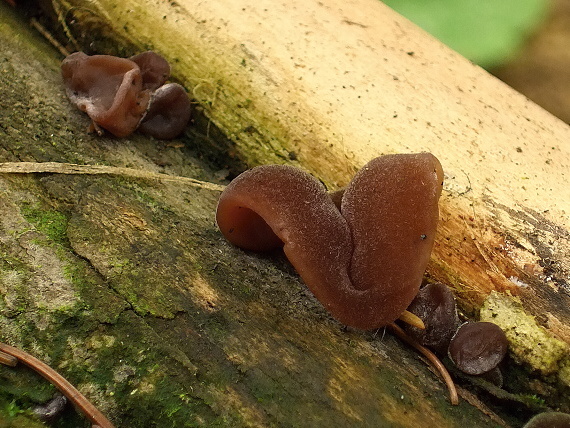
481,292 -> 569,379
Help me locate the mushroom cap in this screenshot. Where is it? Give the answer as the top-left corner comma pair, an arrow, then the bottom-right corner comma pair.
138,83 -> 192,139
61,52 -> 150,137
130,51 -> 171,90
448,321 -> 508,375
33,394 -> 68,423
404,282 -> 460,354
216,153 -> 444,329
523,412 -> 570,428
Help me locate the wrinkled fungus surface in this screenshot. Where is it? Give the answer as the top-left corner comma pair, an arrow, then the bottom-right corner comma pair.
61,52 -> 150,137
139,83 -> 192,139
216,153 -> 444,329
448,321 -> 508,375
523,412 -> 570,428
404,282 -> 460,354
61,51 -> 190,139
130,51 -> 170,90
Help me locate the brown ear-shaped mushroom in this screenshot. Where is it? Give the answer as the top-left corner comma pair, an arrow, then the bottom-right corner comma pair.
61,52 -> 150,137
138,83 -> 192,139
523,412 -> 570,428
404,282 -> 460,354
448,321 -> 508,375
130,51 -> 170,90
216,153 -> 443,329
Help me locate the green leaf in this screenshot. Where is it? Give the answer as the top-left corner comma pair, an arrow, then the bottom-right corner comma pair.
382,0 -> 549,68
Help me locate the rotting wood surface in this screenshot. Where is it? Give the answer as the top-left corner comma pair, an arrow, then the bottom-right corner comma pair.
0,1 -> 568,427
49,0 -> 570,340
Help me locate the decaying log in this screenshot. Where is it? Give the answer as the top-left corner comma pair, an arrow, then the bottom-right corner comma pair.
49,0 -> 570,391
1,0 -> 569,426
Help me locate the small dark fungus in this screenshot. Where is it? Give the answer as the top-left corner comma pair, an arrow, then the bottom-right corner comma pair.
216,153 -> 443,329
139,83 -> 192,139
130,51 -> 170,90
448,321 -> 508,375
404,282 -> 460,354
478,366 -> 503,387
61,52 -> 150,137
33,393 -> 68,423
523,412 -> 570,428
0,342 -> 115,428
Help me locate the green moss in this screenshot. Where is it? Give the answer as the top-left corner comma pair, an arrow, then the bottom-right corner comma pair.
558,359 -> 570,388
0,403 -> 46,428
133,377 -> 231,428
0,367 -> 56,405
0,250 -> 27,272
521,394 -> 546,407
480,292 -> 569,376
0,255 -> 33,318
19,203 -> 70,248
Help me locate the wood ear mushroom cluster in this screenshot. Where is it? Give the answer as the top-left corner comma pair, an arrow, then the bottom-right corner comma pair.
404,282 -> 509,384
61,51 -> 191,139
216,153 -> 444,330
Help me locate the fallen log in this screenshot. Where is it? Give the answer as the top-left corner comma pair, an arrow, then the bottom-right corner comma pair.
1,0 -> 569,425
52,0 -> 570,388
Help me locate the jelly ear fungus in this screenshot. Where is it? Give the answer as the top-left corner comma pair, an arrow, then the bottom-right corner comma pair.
404,282 -> 461,354
61,52 -> 150,137
61,51 -> 191,139
217,153 -> 443,329
216,153 -> 464,403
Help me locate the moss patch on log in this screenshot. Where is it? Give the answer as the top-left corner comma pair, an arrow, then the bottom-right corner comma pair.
2,171 -> 505,427
481,292 -> 568,378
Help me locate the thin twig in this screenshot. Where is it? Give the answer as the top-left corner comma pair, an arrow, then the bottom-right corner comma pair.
0,161 -> 225,192
0,342 -> 115,428
0,350 -> 18,367
387,323 -> 459,405
30,18 -> 70,57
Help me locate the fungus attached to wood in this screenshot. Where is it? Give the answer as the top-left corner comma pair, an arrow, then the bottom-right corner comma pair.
139,83 -> 192,139
448,321 -> 508,375
61,51 -> 191,139
523,412 -> 570,428
216,153 -> 444,330
33,394 -> 68,423
404,282 -> 460,354
130,51 -> 170,90
0,342 -> 115,428
61,52 -> 150,137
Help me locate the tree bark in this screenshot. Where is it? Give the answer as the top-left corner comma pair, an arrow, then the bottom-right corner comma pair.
0,0 -> 569,427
